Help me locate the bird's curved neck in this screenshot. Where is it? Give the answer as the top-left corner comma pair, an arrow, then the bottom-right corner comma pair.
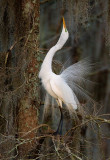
40,45 -> 59,75
39,27 -> 68,79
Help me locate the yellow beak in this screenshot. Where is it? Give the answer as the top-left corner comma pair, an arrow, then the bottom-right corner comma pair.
63,17 -> 66,29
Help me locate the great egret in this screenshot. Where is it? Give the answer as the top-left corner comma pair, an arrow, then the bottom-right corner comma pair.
39,17 -> 93,134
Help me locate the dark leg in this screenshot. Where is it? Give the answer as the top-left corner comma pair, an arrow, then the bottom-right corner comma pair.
53,106 -> 63,135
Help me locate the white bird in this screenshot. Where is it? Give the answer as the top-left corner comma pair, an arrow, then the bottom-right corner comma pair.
39,17 -> 93,134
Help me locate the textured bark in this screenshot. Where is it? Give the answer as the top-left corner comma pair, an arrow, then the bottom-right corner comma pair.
0,0 -> 40,159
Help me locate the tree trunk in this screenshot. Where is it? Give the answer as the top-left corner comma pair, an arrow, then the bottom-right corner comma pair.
0,0 -> 40,159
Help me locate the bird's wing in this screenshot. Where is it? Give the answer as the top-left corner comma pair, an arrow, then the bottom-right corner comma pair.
60,58 -> 95,103
50,76 -> 79,112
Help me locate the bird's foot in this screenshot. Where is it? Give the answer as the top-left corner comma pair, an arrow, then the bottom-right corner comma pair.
53,129 -> 62,136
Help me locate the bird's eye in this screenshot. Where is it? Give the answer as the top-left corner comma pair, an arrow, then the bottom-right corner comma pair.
65,28 -> 67,32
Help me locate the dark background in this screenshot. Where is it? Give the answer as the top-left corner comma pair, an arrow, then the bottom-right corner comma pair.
40,0 -> 110,159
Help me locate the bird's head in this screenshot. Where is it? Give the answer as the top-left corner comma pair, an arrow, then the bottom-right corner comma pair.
63,17 -> 67,32
61,17 -> 69,40
56,17 -> 69,48
55,17 -> 69,49
62,17 -> 69,38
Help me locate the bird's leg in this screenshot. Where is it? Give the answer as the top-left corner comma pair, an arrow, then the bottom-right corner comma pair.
54,106 -> 63,135
58,106 -> 63,135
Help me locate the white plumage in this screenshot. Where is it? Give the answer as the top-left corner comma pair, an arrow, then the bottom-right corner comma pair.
39,17 -> 79,115
39,18 -> 93,132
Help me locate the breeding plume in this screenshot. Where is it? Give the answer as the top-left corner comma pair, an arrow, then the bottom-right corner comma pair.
39,17 -> 93,134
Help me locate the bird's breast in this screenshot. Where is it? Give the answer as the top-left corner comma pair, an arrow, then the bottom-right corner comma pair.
42,77 -> 57,99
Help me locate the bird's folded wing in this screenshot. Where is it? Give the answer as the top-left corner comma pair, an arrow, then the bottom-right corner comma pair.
50,77 -> 79,106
